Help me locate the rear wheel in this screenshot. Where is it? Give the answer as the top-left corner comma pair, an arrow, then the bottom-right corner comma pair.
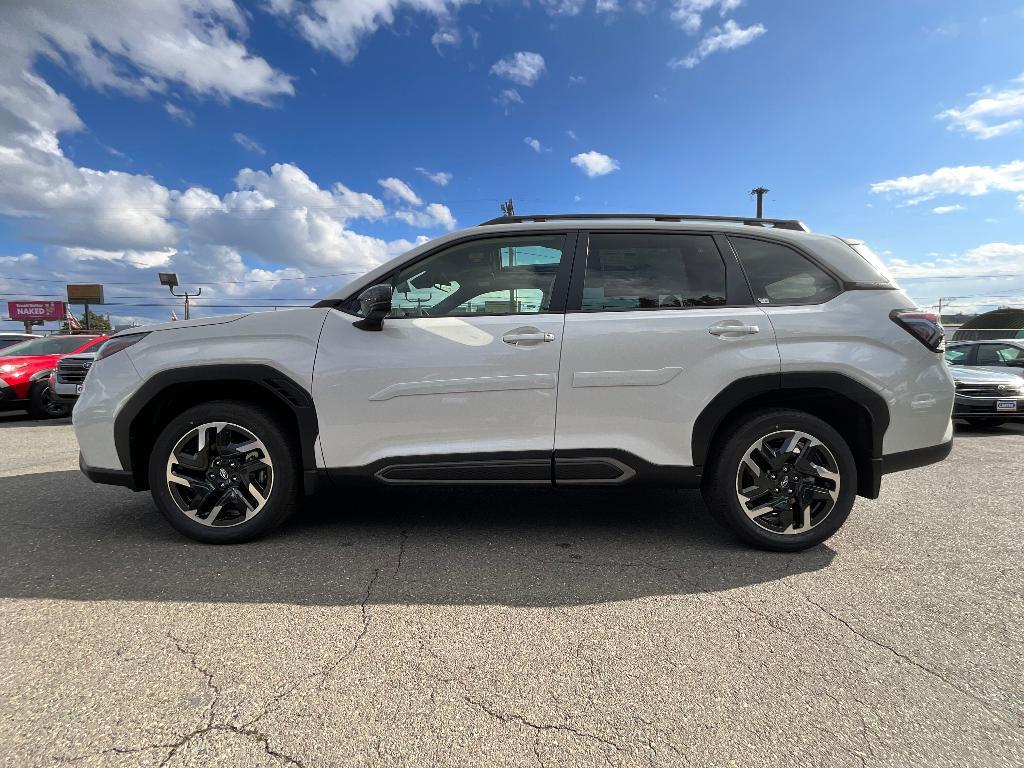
703,409 -> 857,551
148,401 -> 299,543
28,382 -> 70,419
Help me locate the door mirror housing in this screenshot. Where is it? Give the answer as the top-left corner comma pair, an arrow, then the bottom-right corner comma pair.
352,284 -> 393,331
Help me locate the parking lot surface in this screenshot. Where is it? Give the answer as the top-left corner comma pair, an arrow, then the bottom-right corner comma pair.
0,413 -> 1021,767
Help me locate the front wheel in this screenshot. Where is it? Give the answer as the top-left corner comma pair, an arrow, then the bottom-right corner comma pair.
148,401 -> 299,543
702,409 -> 857,551
29,382 -> 70,419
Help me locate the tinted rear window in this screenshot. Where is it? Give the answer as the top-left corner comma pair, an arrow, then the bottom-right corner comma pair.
581,233 -> 727,312
730,237 -> 840,305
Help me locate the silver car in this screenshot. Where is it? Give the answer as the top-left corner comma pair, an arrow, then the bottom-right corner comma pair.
948,364 -> 1024,426
52,352 -> 97,405
945,339 -> 1024,378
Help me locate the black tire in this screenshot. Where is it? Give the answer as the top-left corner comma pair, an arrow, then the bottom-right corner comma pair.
148,400 -> 300,544
964,418 -> 1005,428
702,408 -> 858,552
28,381 -> 70,419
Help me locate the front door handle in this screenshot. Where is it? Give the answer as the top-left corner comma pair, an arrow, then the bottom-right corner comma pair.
708,321 -> 760,337
503,329 -> 555,346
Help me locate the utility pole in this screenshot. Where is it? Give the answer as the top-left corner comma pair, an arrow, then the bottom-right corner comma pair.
501,198 -> 515,217
750,187 -> 769,219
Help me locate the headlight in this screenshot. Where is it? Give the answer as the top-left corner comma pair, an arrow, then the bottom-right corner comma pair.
0,362 -> 28,374
96,333 -> 149,360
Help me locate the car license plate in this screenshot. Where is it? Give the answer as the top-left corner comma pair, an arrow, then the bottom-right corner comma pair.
996,400 -> 1017,411
76,384 -> 83,395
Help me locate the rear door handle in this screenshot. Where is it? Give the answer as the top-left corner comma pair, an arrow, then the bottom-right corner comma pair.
503,331 -> 555,346
708,321 -> 760,337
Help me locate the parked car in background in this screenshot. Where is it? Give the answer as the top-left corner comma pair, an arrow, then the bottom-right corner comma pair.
0,334 -> 108,418
948,364 -> 1024,427
945,339 -> 1024,378
0,332 -> 38,351
50,351 -> 98,407
74,213 -> 954,549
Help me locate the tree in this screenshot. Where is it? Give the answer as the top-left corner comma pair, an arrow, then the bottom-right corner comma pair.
64,309 -> 111,331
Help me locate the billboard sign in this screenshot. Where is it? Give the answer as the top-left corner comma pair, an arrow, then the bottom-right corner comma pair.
7,301 -> 67,321
67,284 -> 105,304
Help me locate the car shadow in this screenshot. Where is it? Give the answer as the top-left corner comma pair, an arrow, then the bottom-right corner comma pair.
952,420 -> 1024,438
0,413 -> 71,429
0,471 -> 836,608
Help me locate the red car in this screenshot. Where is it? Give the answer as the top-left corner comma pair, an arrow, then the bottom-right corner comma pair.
0,334 -> 109,419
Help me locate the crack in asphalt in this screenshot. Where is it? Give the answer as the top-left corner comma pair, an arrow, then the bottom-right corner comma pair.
780,582 -> 1022,732
462,694 -> 624,764
244,528 -> 409,727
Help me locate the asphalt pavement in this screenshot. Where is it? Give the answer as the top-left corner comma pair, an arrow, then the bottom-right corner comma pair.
0,412 -> 1021,767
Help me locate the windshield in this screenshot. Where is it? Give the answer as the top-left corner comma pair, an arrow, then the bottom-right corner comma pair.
0,335 -> 97,357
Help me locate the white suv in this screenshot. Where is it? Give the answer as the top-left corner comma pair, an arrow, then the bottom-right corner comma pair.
74,214 -> 954,549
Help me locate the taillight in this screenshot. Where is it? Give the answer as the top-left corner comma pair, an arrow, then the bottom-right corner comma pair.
890,310 -> 944,352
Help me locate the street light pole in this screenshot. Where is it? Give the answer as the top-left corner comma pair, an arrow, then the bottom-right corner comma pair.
750,187 -> 769,219
158,272 -> 201,320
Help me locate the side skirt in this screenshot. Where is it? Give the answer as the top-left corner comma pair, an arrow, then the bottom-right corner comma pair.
322,450 -> 702,489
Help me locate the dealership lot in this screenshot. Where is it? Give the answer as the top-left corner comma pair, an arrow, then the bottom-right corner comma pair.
0,415 -> 1021,767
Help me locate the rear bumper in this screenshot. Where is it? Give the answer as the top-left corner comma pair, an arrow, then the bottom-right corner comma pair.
79,452 -> 143,491
880,439 -> 953,475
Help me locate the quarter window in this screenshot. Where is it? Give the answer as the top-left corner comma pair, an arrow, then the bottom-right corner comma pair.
580,233 -> 727,312
730,237 -> 840,305
386,235 -> 566,318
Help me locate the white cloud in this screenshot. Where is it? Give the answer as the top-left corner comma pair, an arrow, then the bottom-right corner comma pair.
378,177 -> 422,206
670,0 -> 746,34
1,1 -> 294,104
495,88 -> 524,112
932,204 -> 965,214
232,132 -> 266,154
669,19 -> 765,69
394,203 -> 457,231
571,151 -> 620,178
164,102 -> 194,126
524,136 -> 543,153
871,160 -> 1024,205
566,129 -> 578,141
537,0 -> 586,15
596,0 -> 620,12
416,167 -> 453,186
490,52 -> 547,87
275,0 -> 472,63
568,74 -> 586,85
938,72 -> 1024,140
431,27 -> 461,51
887,243 -> 1024,279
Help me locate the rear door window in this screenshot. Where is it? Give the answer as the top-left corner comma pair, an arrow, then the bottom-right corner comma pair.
580,233 -> 727,312
730,237 -> 840,305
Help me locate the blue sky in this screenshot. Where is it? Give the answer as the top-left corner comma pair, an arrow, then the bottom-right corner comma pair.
1,0 -> 1023,328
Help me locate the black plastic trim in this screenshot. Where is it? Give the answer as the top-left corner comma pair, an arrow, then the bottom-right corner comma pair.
324,450 -> 702,488
880,439 -> 953,475
690,372 -> 890,497
478,213 -> 810,231
113,363 -> 319,480
79,452 -> 144,491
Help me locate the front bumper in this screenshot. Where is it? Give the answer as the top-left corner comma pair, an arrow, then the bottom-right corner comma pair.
0,378 -> 28,411
953,394 -> 1024,419
52,380 -> 82,404
79,452 -> 143,490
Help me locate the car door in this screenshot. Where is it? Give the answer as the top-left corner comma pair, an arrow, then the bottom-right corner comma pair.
974,342 -> 1024,377
553,230 -> 779,480
315,231 -> 576,482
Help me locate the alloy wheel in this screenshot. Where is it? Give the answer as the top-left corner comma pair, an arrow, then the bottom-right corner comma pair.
165,421 -> 274,527
735,430 -> 841,535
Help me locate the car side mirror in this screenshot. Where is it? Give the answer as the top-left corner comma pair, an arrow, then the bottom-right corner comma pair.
352,284 -> 393,332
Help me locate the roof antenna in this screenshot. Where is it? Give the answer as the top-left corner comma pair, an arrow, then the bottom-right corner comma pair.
501,198 -> 515,217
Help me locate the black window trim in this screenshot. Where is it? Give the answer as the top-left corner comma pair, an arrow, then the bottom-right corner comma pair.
564,229 -> 753,314
332,230 -> 580,319
725,233 -> 845,307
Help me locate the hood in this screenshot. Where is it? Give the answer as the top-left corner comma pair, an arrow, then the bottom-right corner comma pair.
949,365 -> 1024,385
111,313 -> 249,337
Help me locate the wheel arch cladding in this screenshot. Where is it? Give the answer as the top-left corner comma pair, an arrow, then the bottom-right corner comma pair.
114,364 -> 318,491
692,373 -> 889,499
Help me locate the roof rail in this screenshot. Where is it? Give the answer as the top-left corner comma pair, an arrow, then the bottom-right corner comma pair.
477,213 -> 810,232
